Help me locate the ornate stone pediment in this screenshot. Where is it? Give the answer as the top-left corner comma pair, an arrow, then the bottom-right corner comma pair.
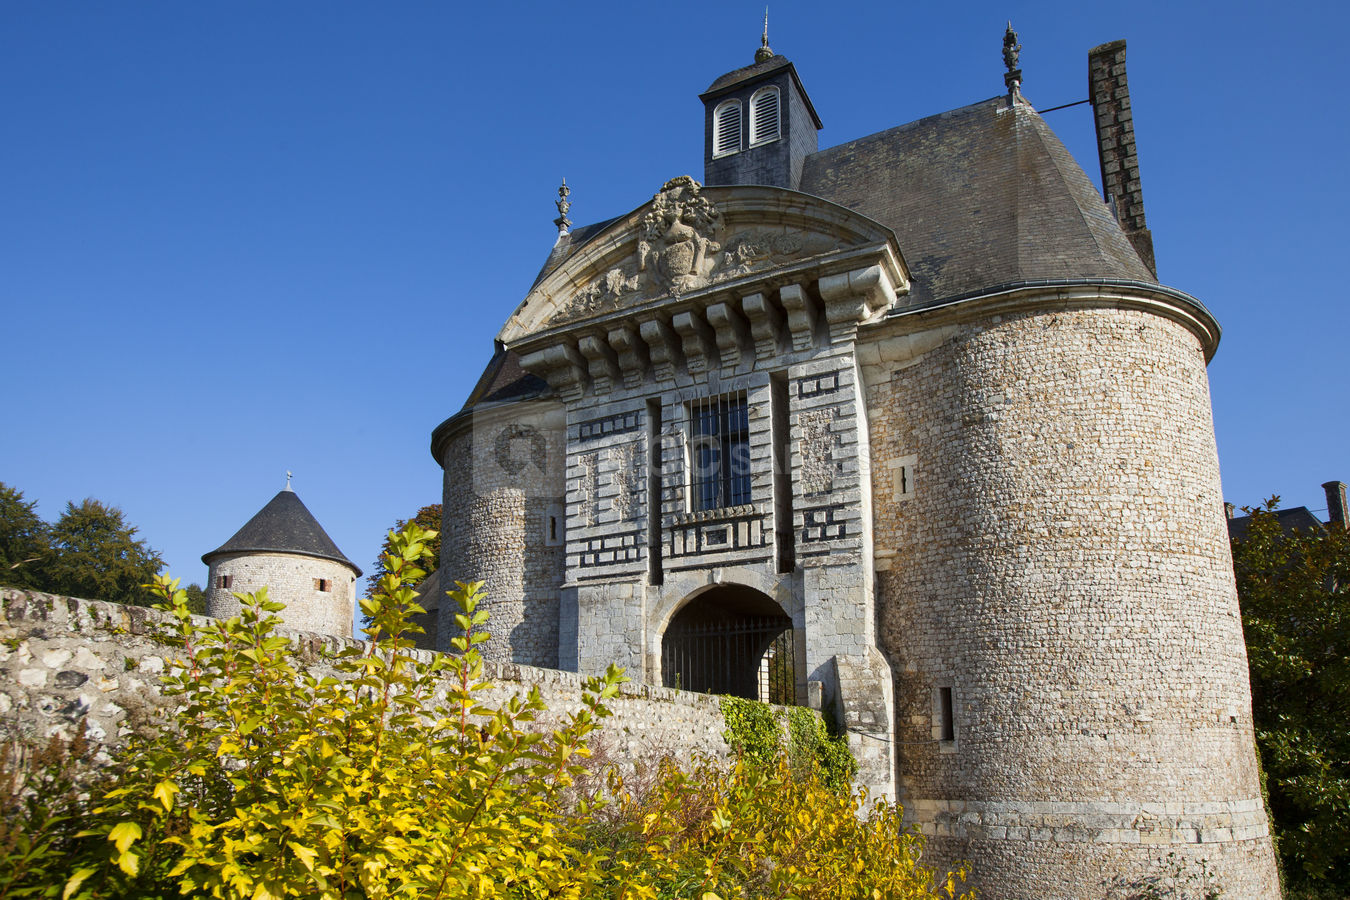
499,178 -> 906,346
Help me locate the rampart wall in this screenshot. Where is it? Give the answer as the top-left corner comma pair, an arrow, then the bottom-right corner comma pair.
0,589 -> 731,767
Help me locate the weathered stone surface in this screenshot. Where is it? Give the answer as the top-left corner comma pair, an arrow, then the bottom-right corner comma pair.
861,300 -> 1279,898
0,589 -> 732,771
206,552 -> 356,638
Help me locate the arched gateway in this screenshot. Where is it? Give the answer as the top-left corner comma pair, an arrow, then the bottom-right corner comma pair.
660,584 -> 795,705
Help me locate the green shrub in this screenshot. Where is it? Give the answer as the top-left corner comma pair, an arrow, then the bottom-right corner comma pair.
0,522 -> 971,899
0,727 -> 111,899
720,694 -> 858,791
61,524 -> 622,899
719,695 -> 782,768
786,705 -> 857,790
592,751 -> 972,899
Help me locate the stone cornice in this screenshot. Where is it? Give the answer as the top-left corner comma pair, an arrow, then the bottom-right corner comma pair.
515,254 -> 903,401
869,280 -> 1222,362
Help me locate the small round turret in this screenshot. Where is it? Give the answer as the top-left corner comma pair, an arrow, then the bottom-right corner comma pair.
202,479 -> 360,637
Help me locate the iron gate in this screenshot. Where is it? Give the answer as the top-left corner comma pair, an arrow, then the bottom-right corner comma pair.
661,615 -> 795,704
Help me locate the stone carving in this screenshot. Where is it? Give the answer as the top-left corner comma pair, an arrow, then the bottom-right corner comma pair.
579,452 -> 599,527
717,227 -> 841,280
799,409 -> 842,497
638,176 -> 722,294
610,442 -> 642,522
553,177 -> 848,327
566,267 -> 642,322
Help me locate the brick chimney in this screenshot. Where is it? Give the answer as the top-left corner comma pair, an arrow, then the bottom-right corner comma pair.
1322,481 -> 1348,529
1088,40 -> 1156,277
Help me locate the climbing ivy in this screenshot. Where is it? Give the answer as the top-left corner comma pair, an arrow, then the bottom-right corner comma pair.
720,695 -> 858,790
786,705 -> 857,790
720,695 -> 782,768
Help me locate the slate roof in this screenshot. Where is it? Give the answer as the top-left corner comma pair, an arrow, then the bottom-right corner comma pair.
460,346 -> 549,410
799,97 -> 1156,306
450,70 -> 1167,428
530,218 -> 620,292
1227,507 -> 1327,542
525,95 -> 1155,313
203,488 -> 361,574
702,54 -> 793,95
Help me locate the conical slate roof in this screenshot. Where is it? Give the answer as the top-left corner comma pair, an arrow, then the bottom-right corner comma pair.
202,488 -> 361,575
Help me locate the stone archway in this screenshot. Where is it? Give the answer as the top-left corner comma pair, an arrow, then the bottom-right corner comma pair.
660,584 -> 795,703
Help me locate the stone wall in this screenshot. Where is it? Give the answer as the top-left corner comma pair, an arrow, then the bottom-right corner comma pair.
437,401 -> 566,669
0,589 -> 731,770
859,298 -> 1280,898
206,551 -> 357,639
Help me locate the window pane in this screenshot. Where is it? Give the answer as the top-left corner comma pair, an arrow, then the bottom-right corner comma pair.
689,393 -> 750,513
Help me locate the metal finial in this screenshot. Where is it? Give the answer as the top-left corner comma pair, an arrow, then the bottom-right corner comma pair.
553,178 -> 572,236
1003,21 -> 1023,94
755,8 -> 774,63
284,470 -> 293,491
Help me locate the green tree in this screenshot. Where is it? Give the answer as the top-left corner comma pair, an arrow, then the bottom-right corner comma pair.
43,498 -> 164,607
0,482 -> 50,589
364,503 -> 441,597
1232,500 -> 1350,896
183,582 -> 207,615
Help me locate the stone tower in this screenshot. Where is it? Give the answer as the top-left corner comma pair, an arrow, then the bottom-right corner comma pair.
431,33 -> 1280,898
202,481 -> 361,637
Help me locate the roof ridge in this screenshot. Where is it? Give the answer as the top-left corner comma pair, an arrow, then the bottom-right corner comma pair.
1015,105 -> 1116,276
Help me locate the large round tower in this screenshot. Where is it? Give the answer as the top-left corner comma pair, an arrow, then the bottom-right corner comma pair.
864,291 -> 1278,897
203,480 -> 361,638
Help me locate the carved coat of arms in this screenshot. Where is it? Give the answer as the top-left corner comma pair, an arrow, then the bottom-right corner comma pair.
552,176 -> 844,325
637,176 -> 722,294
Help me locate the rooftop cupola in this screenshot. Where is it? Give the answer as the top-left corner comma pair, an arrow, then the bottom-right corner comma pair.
699,22 -> 821,191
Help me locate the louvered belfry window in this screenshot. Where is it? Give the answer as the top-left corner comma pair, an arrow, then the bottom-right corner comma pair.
713,100 -> 742,157
749,86 -> 780,146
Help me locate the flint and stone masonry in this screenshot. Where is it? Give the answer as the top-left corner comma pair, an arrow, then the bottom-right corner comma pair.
203,485 -> 361,639
428,34 -> 1281,898
0,589 -> 734,775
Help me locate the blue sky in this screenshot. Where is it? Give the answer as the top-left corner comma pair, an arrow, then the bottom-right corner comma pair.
3,1 -> 1346,613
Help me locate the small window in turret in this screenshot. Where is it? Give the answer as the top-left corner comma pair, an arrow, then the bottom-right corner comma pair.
314,578 -> 331,592
215,574 -> 232,589
713,99 -> 742,157
933,685 -> 957,751
749,86 -> 780,146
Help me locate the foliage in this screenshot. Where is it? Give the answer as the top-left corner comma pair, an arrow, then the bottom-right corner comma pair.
719,695 -> 782,768
181,583 -> 207,615
365,503 -> 441,598
0,482 -> 49,590
0,728 -> 111,900
0,487 -> 165,606
36,499 -> 163,607
1,522 -> 970,899
591,754 -> 972,900
1231,500 -> 1350,893
720,695 -> 858,791
60,524 -> 620,899
785,705 -> 857,790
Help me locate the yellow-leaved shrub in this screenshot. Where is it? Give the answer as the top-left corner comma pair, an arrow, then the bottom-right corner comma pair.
26,523 -> 972,899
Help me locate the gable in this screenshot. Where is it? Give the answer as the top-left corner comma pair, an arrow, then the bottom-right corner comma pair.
498,176 -> 908,348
